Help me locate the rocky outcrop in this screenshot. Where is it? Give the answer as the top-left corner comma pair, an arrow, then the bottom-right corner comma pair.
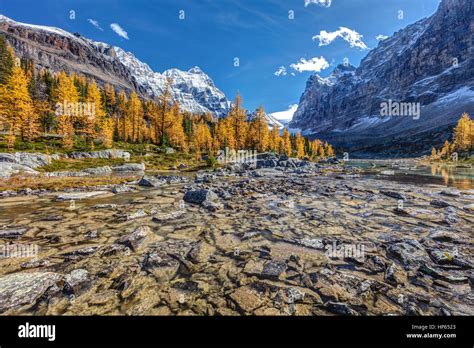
0,152 -> 51,168
290,0 -> 474,157
69,149 -> 131,161
0,162 -> 39,179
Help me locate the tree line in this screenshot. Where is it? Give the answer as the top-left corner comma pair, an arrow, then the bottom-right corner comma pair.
430,113 -> 473,160
0,35 -> 334,160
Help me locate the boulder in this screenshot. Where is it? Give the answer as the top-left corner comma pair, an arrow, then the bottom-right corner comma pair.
0,162 -> 39,179
138,176 -> 166,187
64,269 -> 90,295
0,152 -> 51,168
183,189 -> 219,205
0,272 -> 62,312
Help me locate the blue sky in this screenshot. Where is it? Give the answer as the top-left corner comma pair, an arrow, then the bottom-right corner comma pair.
0,0 -> 441,114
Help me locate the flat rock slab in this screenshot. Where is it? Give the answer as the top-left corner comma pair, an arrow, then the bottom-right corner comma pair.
0,152 -> 51,169
0,162 -> 39,179
55,191 -> 111,201
112,163 -> 145,172
0,272 -> 62,312
229,286 -> 264,313
0,227 -> 28,239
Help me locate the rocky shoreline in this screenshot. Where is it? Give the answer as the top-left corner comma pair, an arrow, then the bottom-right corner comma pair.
0,154 -> 473,316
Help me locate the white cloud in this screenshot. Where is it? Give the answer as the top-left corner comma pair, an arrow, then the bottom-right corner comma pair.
87,19 -> 103,31
313,27 -> 368,50
290,56 -> 329,73
110,23 -> 129,40
304,0 -> 332,7
376,34 -> 389,41
269,104 -> 299,122
274,66 -> 287,77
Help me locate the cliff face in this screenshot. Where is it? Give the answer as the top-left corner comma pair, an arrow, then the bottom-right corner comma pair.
0,15 -> 230,117
290,0 -> 474,157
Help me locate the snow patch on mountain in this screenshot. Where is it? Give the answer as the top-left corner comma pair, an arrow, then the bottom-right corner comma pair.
269,104 -> 298,124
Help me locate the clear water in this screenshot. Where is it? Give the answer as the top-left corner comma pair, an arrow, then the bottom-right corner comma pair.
345,160 -> 474,190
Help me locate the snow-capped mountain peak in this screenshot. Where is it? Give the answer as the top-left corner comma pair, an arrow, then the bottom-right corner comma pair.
0,14 -> 230,117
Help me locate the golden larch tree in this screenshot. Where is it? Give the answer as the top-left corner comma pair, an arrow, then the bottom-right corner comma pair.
295,132 -> 305,158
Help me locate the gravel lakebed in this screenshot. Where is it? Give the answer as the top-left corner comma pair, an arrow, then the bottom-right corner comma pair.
0,159 -> 473,316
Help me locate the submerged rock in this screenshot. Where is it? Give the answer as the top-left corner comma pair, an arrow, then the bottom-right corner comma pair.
142,250 -> 181,282
0,227 -> 28,239
55,191 -> 110,201
430,199 -> 450,208
117,226 -> 153,251
138,176 -> 166,187
64,269 -> 90,295
387,239 -> 430,269
385,262 -> 408,285
379,190 -> 406,200
229,286 -> 263,314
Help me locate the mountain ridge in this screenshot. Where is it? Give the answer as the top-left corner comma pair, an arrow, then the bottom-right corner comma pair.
0,14 -> 230,117
290,0 -> 474,157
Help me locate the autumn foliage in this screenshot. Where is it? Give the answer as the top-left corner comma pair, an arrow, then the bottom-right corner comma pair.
430,113 -> 473,160
0,38 -> 334,160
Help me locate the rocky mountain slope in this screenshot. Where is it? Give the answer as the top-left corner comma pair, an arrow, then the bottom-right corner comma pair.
0,15 -> 230,117
290,0 -> 474,157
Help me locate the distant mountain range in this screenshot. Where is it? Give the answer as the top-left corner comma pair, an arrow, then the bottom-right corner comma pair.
0,14 -> 230,117
290,0 -> 474,157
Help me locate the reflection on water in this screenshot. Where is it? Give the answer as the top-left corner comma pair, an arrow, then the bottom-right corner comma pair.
346,160 -> 474,190
427,163 -> 473,189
